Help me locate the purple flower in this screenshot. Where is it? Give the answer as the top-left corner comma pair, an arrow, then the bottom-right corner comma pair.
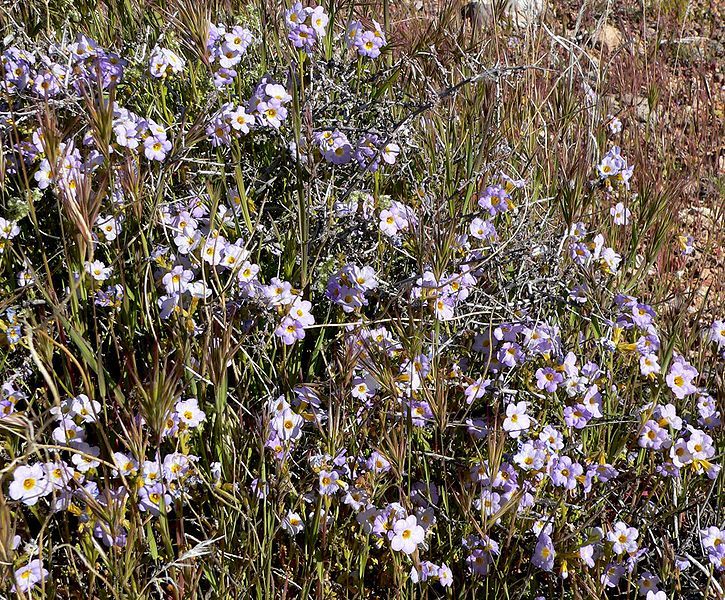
143,135 -> 171,161
467,547 -> 492,575
409,400 -> 434,426
288,23 -> 317,51
665,359 -> 698,399
275,316 -> 306,345
8,464 -> 50,505
138,483 -> 172,516
531,533 -> 555,571
356,31 -> 384,58
381,142 -> 399,165
564,403 -> 592,429
391,515 -> 425,555
256,99 -> 288,129
464,377 -> 490,404
514,442 -> 546,471
354,133 -> 381,172
707,319 -> 725,347
318,130 -> 353,164
213,67 -> 236,87
535,367 -> 563,393
631,302 -> 655,328
478,184 -> 511,216
0,398 -> 16,418
701,526 -> 725,571
498,342 -> 524,368
601,562 -> 626,587
347,20 -> 386,58
638,420 -> 671,450
94,521 -> 128,547
569,241 -> 592,265
598,146 -> 625,178
318,469 -> 340,495
250,478 -> 269,499
433,295 -> 456,321
549,456 -> 582,490
13,559 -> 49,593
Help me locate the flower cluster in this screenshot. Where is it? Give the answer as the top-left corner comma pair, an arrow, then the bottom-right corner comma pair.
250,78 -> 296,129
598,145 -> 634,189
109,104 -> 173,161
285,3 -> 329,51
2,34 -> 126,97
325,263 -> 378,313
5,389 -> 206,581
568,221 -> 622,274
206,22 -> 253,86
346,20 -> 387,59
148,45 -> 185,78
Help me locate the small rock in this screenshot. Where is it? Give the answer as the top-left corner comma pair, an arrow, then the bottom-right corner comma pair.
622,93 -> 654,123
595,24 -> 624,53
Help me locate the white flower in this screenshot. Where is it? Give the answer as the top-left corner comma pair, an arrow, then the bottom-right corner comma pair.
264,84 -> 292,103
85,260 -> 112,281
188,280 -> 212,299
220,243 -> 249,269
71,393 -> 101,423
607,521 -> 638,554
44,461 -> 75,490
0,217 -> 20,239
163,452 -> 190,481
379,209 -> 404,237
600,247 -> 622,273
112,452 -> 138,477
149,46 -> 185,78
175,398 -> 206,429
142,460 -> 162,485
390,515 -> 425,555
13,559 -> 49,593
382,142 -> 399,164
162,266 -> 194,294
503,401 -> 531,437
34,158 -> 54,189
52,417 -> 86,446
9,464 -> 50,506
273,408 -> 303,441
174,228 -> 201,254
229,106 -> 254,133
610,202 -> 631,226
282,510 -> 304,535
201,237 -> 225,265
71,443 -> 101,473
96,214 -> 121,241
608,116 -> 622,134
